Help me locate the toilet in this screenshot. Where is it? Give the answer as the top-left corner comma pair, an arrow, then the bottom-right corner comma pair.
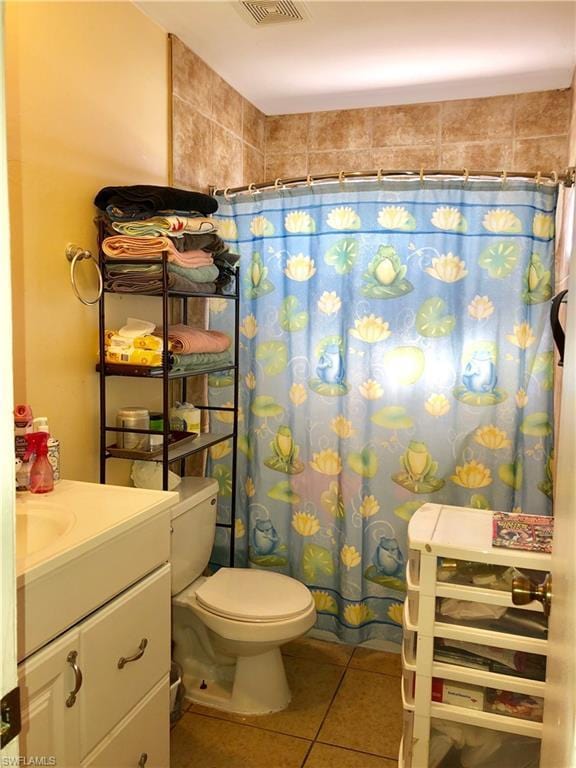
170,477 -> 317,715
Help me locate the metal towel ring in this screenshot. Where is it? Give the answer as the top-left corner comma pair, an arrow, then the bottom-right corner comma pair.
66,243 -> 103,305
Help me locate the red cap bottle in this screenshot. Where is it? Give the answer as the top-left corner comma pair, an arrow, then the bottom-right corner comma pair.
26,433 -> 54,494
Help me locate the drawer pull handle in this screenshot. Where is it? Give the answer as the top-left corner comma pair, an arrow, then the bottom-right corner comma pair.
118,638 -> 148,669
66,650 -> 83,708
137,753 -> 148,767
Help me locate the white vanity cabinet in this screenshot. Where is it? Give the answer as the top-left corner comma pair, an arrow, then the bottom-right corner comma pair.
19,565 -> 171,767
16,481 -> 177,768
401,503 -> 550,768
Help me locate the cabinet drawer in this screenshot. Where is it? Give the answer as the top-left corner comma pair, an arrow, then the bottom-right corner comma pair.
80,565 -> 171,755
82,677 -> 169,767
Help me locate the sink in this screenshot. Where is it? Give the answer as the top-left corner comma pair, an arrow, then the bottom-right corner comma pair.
16,500 -> 76,559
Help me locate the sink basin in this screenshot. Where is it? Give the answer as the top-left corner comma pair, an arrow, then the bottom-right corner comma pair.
16,501 -> 76,559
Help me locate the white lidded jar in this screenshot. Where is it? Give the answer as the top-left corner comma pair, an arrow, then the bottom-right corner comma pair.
33,416 -> 60,482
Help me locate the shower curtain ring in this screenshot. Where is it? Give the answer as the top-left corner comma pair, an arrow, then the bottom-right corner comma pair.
223,188 -> 232,201
419,167 -> 424,184
274,178 -> 284,191
338,170 -> 346,185
248,183 -> 258,196
536,171 -> 542,186
551,171 -> 559,184
501,169 -> 508,186
463,168 -> 469,183
306,175 -> 313,187
377,168 -> 383,183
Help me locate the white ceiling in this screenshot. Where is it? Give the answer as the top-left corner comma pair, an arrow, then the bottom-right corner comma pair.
137,0 -> 576,114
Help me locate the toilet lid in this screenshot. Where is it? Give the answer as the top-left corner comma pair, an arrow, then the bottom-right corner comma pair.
195,568 -> 314,622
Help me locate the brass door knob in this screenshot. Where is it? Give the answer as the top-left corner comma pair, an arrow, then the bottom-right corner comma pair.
511,573 -> 552,617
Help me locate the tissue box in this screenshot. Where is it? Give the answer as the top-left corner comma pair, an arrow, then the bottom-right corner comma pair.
492,512 -> 553,553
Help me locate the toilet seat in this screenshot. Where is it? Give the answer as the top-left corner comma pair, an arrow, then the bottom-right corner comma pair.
194,568 -> 314,623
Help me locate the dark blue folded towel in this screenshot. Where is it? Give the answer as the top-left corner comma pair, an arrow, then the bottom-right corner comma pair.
94,185 -> 218,217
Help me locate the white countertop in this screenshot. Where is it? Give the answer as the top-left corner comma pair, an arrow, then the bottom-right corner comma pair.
16,480 -> 178,584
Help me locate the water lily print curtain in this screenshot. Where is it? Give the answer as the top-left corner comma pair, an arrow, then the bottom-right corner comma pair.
209,179 -> 556,645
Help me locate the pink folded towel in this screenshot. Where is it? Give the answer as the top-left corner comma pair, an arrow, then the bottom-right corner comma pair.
155,325 -> 231,354
102,237 -> 214,269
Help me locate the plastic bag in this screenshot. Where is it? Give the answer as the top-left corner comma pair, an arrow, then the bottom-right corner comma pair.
440,599 -> 507,621
131,460 -> 181,490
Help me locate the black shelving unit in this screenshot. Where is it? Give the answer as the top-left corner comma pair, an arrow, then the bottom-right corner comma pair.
96,223 -> 240,567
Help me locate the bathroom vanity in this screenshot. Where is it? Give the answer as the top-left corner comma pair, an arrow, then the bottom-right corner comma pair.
16,480 -> 177,767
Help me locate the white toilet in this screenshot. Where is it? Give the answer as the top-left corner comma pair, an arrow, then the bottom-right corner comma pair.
170,477 -> 317,715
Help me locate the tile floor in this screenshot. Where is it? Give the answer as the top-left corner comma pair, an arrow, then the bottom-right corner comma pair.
171,636 -> 403,768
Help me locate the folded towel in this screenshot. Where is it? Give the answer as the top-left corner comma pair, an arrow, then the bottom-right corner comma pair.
94,185 -> 218,217
155,325 -> 231,354
171,350 -> 233,373
111,216 -> 216,238
104,264 -> 176,294
102,235 -> 217,271
173,232 -> 229,257
169,263 -> 219,284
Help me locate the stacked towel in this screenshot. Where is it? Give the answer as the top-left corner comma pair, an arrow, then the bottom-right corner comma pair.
172,350 -> 233,374
154,325 -> 231,355
95,184 -> 237,294
111,215 -> 217,238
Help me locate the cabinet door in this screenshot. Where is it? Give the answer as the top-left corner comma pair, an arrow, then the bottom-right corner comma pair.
81,678 -> 169,768
19,630 -> 82,767
80,565 -> 171,756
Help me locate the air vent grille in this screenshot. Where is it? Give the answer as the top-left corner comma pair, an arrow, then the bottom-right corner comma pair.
238,1 -> 307,26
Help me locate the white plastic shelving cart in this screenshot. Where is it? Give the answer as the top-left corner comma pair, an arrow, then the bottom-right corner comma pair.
401,503 -> 550,768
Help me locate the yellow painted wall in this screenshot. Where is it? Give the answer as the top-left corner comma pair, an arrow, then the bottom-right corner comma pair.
6,1 -> 169,482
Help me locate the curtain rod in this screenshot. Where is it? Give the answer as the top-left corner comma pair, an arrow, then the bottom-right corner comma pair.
211,166 -> 576,197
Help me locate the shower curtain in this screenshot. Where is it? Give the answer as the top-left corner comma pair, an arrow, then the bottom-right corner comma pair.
209,178 -> 556,645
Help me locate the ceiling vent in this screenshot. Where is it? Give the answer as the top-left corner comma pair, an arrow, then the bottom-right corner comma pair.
235,1 -> 309,27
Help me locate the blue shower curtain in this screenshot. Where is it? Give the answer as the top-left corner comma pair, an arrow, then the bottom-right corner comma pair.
209,179 -> 556,645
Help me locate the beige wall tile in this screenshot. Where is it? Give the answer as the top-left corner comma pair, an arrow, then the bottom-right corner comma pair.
442,95 -> 514,142
212,73 -> 242,136
243,99 -> 266,150
515,89 -> 572,138
305,744 -> 397,768
172,97 -> 212,191
266,113 -> 309,152
372,145 -> 439,170
243,144 -> 265,185
308,149 -> 372,175
440,141 -> 514,170
265,151 -> 308,179
212,123 -> 244,188
309,109 -> 371,151
513,136 -> 569,171
171,714 -> 310,768
171,36 -> 211,117
372,103 -> 440,146
318,668 -> 402,759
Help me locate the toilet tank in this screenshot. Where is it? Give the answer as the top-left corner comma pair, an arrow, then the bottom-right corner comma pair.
170,477 -> 219,595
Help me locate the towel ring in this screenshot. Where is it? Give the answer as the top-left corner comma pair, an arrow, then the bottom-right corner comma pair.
66,244 -> 103,306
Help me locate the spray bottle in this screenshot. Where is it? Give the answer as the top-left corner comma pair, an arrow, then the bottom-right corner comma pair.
33,417 -> 60,482
25,433 -> 54,494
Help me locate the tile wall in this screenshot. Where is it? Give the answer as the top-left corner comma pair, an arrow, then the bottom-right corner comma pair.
265,90 -> 573,180
171,35 -> 266,191
172,35 -> 573,186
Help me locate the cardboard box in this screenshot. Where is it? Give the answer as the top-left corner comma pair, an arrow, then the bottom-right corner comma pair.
492,512 -> 553,553
431,678 -> 485,710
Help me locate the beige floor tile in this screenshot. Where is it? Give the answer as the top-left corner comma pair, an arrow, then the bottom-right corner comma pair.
317,668 -> 402,759
282,636 -> 354,667
171,712 -> 310,768
304,743 -> 397,768
188,656 -> 344,740
350,647 -> 402,677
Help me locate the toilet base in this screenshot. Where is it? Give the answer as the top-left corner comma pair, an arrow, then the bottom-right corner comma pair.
183,648 -> 291,715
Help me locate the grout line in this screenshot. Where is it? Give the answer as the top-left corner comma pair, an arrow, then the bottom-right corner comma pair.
314,737 -> 400,763
309,665 -> 347,743
183,709 -> 314,743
